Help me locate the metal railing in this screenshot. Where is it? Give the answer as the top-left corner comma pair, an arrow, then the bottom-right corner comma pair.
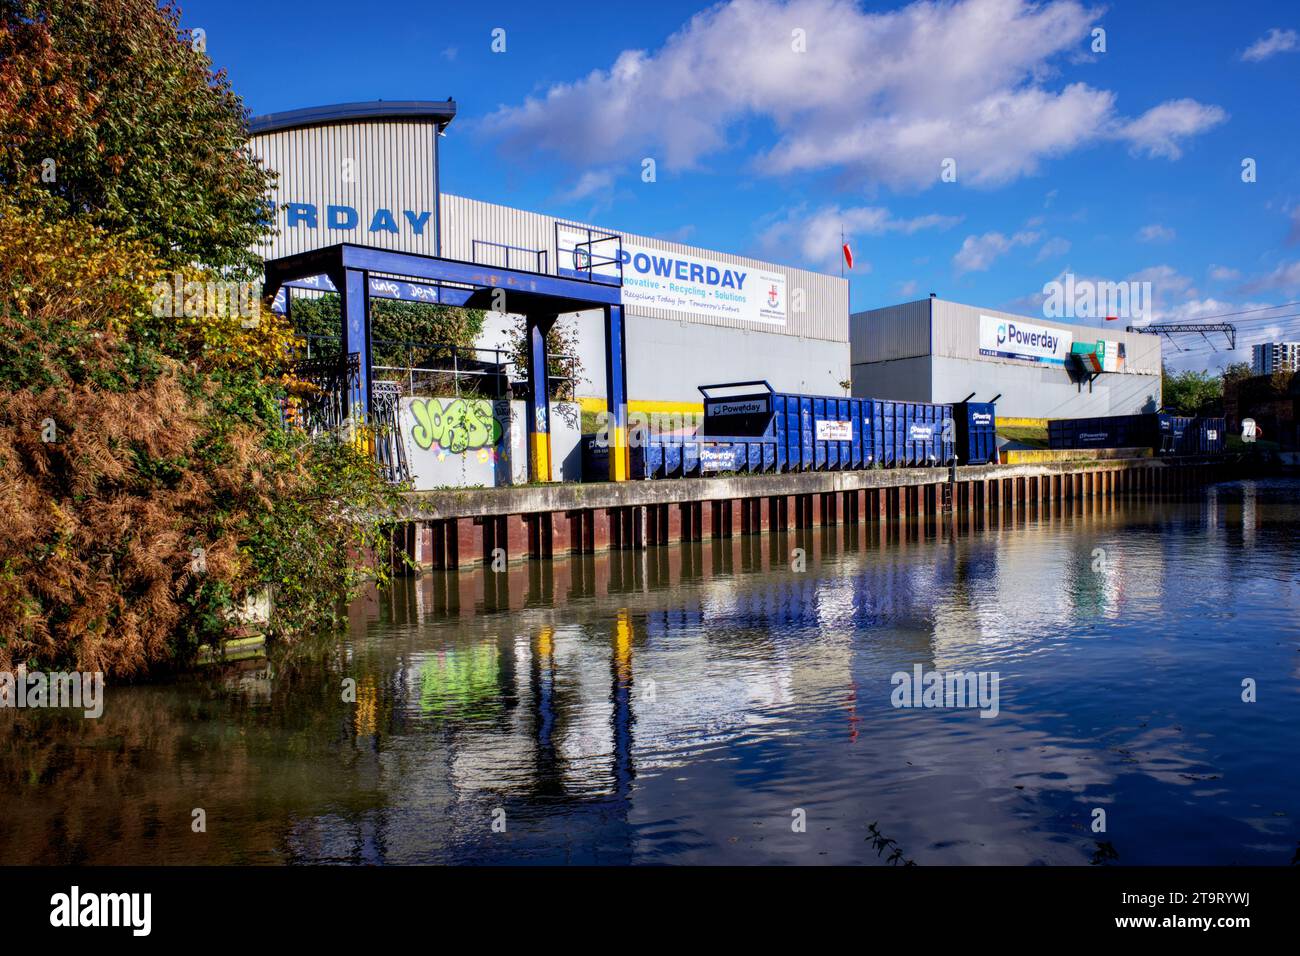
370,381 -> 410,485
288,351 -> 362,435
556,222 -> 623,285
298,334 -> 579,400
284,352 -> 409,484
471,239 -> 548,274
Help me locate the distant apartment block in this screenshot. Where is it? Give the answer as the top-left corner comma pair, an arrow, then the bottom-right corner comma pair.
1252,341 -> 1300,375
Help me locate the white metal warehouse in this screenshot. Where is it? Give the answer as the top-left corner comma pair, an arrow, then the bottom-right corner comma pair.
851,297 -> 1163,421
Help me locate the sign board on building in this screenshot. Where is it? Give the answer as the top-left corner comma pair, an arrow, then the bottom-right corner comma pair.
1099,340 -> 1126,373
557,226 -> 787,326
979,314 -> 1073,366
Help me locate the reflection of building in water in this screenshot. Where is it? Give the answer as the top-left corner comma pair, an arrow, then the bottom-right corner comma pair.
926,512 -> 1169,669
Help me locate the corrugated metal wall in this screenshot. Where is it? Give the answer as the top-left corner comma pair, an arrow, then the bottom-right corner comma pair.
442,194 -> 848,343
850,299 -> 931,364
250,122 -> 439,260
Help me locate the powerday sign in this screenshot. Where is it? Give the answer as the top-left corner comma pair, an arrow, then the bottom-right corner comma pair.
557,226 -> 787,326
979,314 -> 1073,367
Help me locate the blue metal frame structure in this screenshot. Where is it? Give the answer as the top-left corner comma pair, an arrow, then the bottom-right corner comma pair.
264,242 -> 630,482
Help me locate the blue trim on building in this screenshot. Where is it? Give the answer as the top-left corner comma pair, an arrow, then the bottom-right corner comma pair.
248,99 -> 457,135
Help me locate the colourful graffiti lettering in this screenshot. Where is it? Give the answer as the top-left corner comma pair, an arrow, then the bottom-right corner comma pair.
409,398 -> 503,454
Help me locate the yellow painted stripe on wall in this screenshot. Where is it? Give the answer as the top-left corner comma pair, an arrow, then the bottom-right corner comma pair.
576,397 -> 705,416
1002,447 -> 1153,464
580,402 -> 1045,424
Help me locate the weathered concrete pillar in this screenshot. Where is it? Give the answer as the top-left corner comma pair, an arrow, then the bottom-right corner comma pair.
524,513 -> 553,560
682,501 -> 703,541
792,494 -> 810,529
705,500 -> 729,539
842,489 -> 860,524
768,495 -> 786,532
551,511 -> 576,556
820,491 -> 838,527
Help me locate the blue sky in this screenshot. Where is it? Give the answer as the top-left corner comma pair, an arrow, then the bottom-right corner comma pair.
184,0 -> 1300,371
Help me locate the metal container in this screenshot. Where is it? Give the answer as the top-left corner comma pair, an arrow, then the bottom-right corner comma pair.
1179,417 -> 1226,455
1048,413 -> 1223,455
874,399 -> 955,467
582,433 -> 776,480
952,401 -> 998,465
700,381 -> 880,471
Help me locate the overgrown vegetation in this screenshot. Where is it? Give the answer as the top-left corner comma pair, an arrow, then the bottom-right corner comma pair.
0,0 -> 274,277
1161,365 -> 1224,416
288,293 -> 486,364
0,0 -> 398,678
506,314 -> 585,400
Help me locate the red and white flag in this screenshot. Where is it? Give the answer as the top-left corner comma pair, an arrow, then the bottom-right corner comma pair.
842,242 -> 854,271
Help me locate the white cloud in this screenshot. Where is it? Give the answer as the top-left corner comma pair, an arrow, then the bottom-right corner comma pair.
954,230 -> 1040,273
1242,28 -> 1298,62
1116,99 -> 1228,160
558,168 -> 616,202
1243,261 -> 1300,294
1035,236 -> 1071,261
1136,223 -> 1176,242
1126,264 -> 1197,314
756,203 -> 960,271
481,0 -> 1226,189
1209,265 -> 1241,281
898,279 -> 919,297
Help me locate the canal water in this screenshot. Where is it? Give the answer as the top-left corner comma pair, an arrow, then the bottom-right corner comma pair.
3,479 -> 1298,866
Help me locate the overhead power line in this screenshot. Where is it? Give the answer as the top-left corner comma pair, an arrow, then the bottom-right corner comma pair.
1126,322 -> 1237,351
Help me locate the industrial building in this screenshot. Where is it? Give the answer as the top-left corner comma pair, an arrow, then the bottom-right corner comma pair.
1252,341 -> 1300,376
248,100 -> 849,417
850,297 -> 1163,421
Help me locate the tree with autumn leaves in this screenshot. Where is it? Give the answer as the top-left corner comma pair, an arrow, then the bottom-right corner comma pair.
0,0 -> 397,677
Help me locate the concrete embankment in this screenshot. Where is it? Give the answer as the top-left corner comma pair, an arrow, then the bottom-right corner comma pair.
388,456 -> 1233,569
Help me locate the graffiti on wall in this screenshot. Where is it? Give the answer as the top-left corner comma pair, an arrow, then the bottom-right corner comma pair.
409,398 -> 504,455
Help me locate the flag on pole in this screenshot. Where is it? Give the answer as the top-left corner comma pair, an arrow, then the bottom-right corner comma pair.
842,242 -> 854,271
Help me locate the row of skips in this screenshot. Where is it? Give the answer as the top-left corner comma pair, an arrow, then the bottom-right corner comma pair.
1048,413 -> 1226,456
581,382 -> 1229,482
583,382 -> 997,480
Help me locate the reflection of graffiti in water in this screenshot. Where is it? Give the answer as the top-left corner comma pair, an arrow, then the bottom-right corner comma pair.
409,398 -> 503,454
418,645 -> 502,718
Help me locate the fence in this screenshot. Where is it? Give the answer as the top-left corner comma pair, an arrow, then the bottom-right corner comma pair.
297,334 -> 579,400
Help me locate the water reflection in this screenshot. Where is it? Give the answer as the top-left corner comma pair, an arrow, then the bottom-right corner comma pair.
2,481 -> 1298,865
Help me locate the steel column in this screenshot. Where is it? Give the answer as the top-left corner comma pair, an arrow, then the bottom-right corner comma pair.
339,268 -> 370,417
604,303 -> 630,481
526,313 -> 556,482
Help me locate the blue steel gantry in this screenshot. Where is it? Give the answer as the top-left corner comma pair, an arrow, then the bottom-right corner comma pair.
263,241 -> 630,481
